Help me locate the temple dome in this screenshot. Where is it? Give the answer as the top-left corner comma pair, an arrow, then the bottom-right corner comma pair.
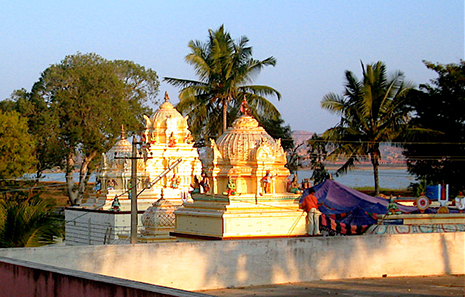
215,115 -> 277,162
107,126 -> 132,164
141,198 -> 176,234
149,92 -> 187,131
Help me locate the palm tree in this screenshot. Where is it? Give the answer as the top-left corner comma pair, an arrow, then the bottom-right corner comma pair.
321,61 -> 414,195
0,196 -> 63,247
164,25 -> 281,141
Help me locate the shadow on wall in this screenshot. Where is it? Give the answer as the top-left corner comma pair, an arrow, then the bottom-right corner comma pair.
0,233 -> 463,291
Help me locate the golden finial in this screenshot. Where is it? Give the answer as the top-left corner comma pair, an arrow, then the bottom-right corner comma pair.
164,91 -> 170,102
120,124 -> 126,140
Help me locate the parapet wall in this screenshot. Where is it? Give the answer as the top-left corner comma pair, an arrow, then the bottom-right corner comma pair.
0,256 -> 208,297
0,232 -> 463,291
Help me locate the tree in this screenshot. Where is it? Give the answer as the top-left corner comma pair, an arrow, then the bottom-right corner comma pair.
260,115 -> 294,151
164,25 -> 282,141
0,110 -> 37,180
5,53 -> 159,205
307,133 -> 331,185
0,195 -> 63,247
403,61 -> 465,194
321,61 -> 414,194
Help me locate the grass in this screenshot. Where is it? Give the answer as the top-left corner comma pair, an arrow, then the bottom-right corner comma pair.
353,186 -> 414,197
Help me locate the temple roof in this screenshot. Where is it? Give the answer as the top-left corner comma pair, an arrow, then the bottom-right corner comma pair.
149,91 -> 187,130
215,114 -> 277,162
107,126 -> 132,161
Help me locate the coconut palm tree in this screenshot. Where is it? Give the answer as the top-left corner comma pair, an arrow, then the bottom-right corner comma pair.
321,61 -> 414,194
164,25 -> 281,141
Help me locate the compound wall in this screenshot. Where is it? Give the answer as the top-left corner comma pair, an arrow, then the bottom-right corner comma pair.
0,232 -> 463,291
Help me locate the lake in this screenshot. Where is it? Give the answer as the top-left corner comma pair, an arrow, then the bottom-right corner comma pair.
295,168 -> 415,189
31,168 -> 416,190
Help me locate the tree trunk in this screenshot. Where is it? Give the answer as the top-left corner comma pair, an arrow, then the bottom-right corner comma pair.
65,152 -> 79,205
222,97 -> 228,133
370,150 -> 380,195
66,150 -> 97,206
76,151 -> 97,205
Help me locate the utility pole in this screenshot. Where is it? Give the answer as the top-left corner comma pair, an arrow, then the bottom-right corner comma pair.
115,135 -> 148,244
130,136 -> 138,244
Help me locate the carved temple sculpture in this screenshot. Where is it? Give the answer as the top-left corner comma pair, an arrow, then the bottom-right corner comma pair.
172,108 -> 307,240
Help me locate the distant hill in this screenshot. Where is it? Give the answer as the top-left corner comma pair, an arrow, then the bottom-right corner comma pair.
292,130 -> 313,145
291,130 -> 406,166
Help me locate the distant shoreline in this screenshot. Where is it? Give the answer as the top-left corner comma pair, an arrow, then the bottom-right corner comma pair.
300,165 -> 408,171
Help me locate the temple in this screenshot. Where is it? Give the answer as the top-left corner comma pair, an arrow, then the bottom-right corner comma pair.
172,103 -> 306,240
67,92 -> 202,244
84,92 -> 202,211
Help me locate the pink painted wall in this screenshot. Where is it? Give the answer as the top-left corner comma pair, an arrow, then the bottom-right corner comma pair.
0,258 -> 204,297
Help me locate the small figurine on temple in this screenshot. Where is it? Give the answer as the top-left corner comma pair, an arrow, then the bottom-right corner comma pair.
127,180 -> 133,199
301,179 -> 311,190
94,179 -> 101,195
455,192 -> 465,212
261,170 -> 273,194
240,96 -> 251,116
184,132 -> 194,144
290,175 -> 302,194
168,132 -> 176,147
170,174 -> 180,189
107,179 -> 117,190
286,176 -> 292,192
386,196 -> 402,215
111,196 -> 121,212
200,172 -> 210,193
223,178 -> 236,196
191,175 -> 201,194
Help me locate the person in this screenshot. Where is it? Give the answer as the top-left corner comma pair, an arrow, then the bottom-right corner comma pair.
299,188 -> 322,236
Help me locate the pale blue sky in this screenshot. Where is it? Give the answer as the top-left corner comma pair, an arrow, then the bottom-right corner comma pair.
1,1 -> 463,132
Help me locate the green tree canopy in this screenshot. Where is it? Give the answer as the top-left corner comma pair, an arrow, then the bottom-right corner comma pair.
0,110 -> 37,180
403,61 -> 465,194
3,52 -> 159,205
321,61 -> 414,194
164,25 -> 282,142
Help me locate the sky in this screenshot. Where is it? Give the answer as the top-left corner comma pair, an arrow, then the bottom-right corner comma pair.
1,1 -> 463,133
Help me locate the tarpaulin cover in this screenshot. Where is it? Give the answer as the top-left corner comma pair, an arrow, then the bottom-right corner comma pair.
302,179 -> 417,235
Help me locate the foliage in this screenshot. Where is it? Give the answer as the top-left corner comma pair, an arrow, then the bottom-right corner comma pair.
286,142 -> 305,175
307,133 -> 331,185
260,115 -> 294,151
0,110 -> 37,180
0,194 -> 63,248
321,61 -> 415,194
164,25 -> 282,142
3,52 -> 159,205
403,60 -> 465,195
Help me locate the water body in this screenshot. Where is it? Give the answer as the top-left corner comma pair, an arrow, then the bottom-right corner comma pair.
295,168 -> 415,189
31,168 -> 416,190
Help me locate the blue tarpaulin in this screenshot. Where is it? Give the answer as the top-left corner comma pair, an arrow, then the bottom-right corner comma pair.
301,179 -> 417,234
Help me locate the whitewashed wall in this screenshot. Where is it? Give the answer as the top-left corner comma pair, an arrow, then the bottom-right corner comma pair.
0,233 -> 463,291
65,209 -> 143,245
